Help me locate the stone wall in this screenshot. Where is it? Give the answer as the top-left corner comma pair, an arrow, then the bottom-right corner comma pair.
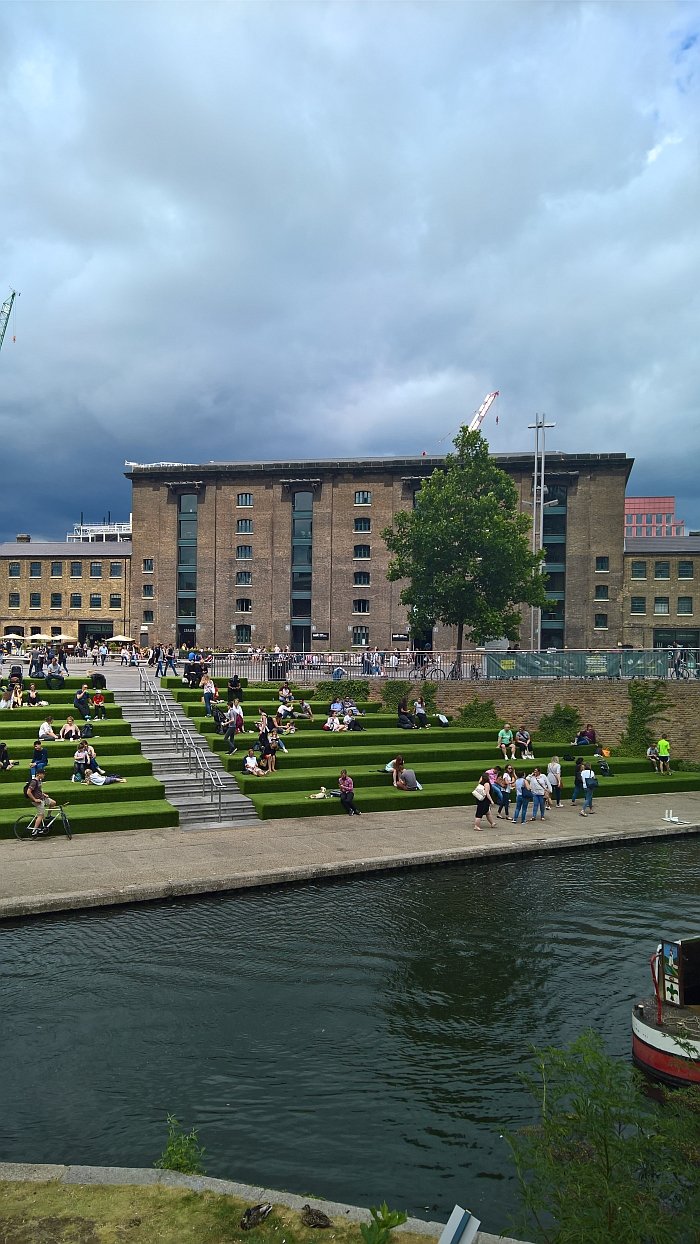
366,680 -> 700,760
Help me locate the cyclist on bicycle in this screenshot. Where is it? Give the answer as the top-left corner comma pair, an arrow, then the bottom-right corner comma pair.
24,772 -> 57,833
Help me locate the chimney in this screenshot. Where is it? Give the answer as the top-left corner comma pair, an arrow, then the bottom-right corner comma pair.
16,534 -> 31,543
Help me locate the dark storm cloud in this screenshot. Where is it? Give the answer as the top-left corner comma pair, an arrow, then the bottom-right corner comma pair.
0,0 -> 698,537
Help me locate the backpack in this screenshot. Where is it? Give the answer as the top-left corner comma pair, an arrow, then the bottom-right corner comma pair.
599,759 -> 612,776
436,713 -> 449,727
80,721 -> 94,738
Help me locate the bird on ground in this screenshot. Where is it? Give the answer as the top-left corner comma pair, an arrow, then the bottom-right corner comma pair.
240,1203 -> 273,1230
301,1205 -> 333,1228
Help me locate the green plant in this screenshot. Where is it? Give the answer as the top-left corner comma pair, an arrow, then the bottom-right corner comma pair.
314,679 -> 371,702
381,680 -> 436,714
154,1113 -> 206,1175
537,703 -> 582,739
360,1203 -> 408,1244
458,696 -> 500,727
617,679 -> 671,756
675,759 -> 700,771
506,1030 -> 700,1243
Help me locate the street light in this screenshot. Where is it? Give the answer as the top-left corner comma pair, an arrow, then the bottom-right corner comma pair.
528,415 -> 556,651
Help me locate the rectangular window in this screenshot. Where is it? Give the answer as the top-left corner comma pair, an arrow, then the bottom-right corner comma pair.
352,625 -> 369,646
630,596 -> 646,614
656,513 -> 663,523
142,584 -> 154,598
70,561 -> 82,577
631,561 -> 647,580
70,593 -> 82,608
654,561 -> 670,580
594,612 -> 608,629
89,593 -> 102,608
236,545 -> 253,560
178,571 -> 197,591
678,597 -> 693,615
235,624 -> 252,643
109,593 -> 122,608
143,609 -> 154,623
353,598 -> 370,613
178,519 -> 197,541
90,561 -> 103,578
654,597 -> 670,615
236,598 -> 252,612
595,556 -> 609,572
291,571 -> 311,592
142,558 -> 154,573
594,585 -> 609,601
291,598 -> 311,618
354,517 -> 371,533
678,560 -> 694,580
354,490 -> 372,505
50,561 -> 63,577
292,544 -> 312,566
30,562 -> 41,578
8,592 -> 19,607
109,561 -> 122,577
9,561 -> 20,577
354,571 -> 371,586
292,517 -> 312,540
235,570 -> 252,586
177,598 -> 196,618
353,544 -> 371,559
50,592 -> 62,608
29,592 -> 41,608
237,493 -> 253,507
236,518 -> 253,534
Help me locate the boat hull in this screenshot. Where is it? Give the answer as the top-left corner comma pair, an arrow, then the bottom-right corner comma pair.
632,1007 -> 700,1087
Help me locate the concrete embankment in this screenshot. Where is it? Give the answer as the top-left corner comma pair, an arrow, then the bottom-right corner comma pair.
1,792 -> 698,921
0,1163 -> 528,1244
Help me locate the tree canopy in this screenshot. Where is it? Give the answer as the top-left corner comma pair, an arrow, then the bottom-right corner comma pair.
382,427 -> 548,649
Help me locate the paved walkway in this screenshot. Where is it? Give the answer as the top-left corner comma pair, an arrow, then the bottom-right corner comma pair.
2,791 -> 699,920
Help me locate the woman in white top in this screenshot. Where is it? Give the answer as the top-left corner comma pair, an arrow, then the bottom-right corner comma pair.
547,756 -> 562,807
413,696 -> 430,729
579,764 -> 596,816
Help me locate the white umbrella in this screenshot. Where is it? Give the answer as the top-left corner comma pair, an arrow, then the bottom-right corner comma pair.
110,634 -> 133,643
29,633 -> 52,642
3,632 -> 24,640
56,634 -> 78,642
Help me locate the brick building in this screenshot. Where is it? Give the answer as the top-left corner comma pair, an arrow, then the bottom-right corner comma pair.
621,537 -> 700,650
0,537 -> 132,644
126,452 -> 633,652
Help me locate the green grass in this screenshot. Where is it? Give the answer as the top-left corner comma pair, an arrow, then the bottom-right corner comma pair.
0,797 -> 178,838
0,776 -> 165,813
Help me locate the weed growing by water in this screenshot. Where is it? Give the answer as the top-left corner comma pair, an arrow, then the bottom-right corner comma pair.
154,1113 -> 207,1175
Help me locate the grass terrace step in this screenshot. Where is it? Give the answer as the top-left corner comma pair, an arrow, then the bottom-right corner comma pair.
0,798 -> 179,839
1,737 -> 142,759
2,676 -> 116,690
0,776 -> 166,813
248,770 -> 700,819
0,755 -> 154,782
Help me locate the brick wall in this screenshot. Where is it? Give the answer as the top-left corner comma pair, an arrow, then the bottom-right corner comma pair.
365,680 -> 700,760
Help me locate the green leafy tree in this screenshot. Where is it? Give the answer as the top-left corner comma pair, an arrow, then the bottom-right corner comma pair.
506,1031 -> 700,1243
382,428 -> 548,655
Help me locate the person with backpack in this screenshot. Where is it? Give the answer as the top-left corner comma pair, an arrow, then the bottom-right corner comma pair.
74,685 -> 91,721
579,762 -> 598,816
24,772 -> 56,832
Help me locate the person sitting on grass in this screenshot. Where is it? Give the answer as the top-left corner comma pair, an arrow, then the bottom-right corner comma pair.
646,743 -> 660,772
227,674 -> 243,704
10,679 -> 23,708
393,758 -> 421,791
323,711 -> 347,732
342,697 -> 364,717
298,698 -> 313,721
338,768 -> 361,816
30,740 -> 49,778
0,741 -> 17,770
497,723 -> 516,760
329,695 -> 344,715
25,683 -> 48,708
91,690 -> 107,720
60,715 -> 81,741
413,696 -> 430,728
45,657 -> 65,687
84,771 -> 127,785
278,682 -> 294,705
0,687 -> 14,711
515,726 -> 534,759
39,716 -> 59,742
244,748 -> 268,776
74,684 -> 91,721
73,741 -> 101,781
397,697 -> 415,729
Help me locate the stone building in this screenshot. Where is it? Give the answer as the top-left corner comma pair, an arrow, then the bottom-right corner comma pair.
0,537 -> 132,644
126,452 -> 633,652
621,537 -> 700,650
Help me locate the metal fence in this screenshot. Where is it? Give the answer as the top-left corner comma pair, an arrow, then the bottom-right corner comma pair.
201,648 -> 700,684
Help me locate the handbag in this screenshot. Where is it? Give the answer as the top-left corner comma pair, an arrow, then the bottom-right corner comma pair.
472,783 -> 486,800
585,775 -> 599,789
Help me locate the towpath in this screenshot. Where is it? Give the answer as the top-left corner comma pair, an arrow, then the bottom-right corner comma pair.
1,790 -> 698,920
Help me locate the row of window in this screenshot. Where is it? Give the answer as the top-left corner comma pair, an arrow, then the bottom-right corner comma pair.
630,560 -> 694,580
234,545 -> 373,560
231,491 -> 373,508
630,597 -> 694,615
627,527 -> 683,537
232,598 -> 372,614
230,624 -> 373,645
626,512 -> 675,523
8,593 -> 121,609
7,560 -> 123,578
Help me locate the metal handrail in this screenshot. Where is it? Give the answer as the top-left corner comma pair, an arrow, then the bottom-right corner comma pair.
137,669 -> 226,820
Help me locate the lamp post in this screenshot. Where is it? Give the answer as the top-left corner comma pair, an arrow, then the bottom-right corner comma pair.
528,415 -> 556,651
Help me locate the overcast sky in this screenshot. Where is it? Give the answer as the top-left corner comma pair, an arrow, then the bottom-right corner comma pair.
1,0 -> 698,539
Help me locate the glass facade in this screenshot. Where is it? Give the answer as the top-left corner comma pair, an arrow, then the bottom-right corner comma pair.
177,493 -> 198,646
291,490 -> 313,650
541,483 -> 567,649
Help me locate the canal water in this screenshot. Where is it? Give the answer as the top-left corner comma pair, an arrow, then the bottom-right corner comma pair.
2,839 -> 699,1235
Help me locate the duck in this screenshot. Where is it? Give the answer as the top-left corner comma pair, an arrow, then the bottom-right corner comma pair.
240,1203 -> 273,1230
301,1205 -> 333,1229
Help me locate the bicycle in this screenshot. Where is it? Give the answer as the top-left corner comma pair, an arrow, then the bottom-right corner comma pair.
14,803 -> 72,842
408,663 -> 446,682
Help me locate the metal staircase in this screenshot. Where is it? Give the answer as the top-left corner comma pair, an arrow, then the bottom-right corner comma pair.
112,679 -> 258,829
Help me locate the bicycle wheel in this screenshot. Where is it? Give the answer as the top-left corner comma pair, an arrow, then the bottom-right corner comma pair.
14,812 -> 42,842
59,808 -> 73,840
408,668 -> 423,680
428,666 -> 446,681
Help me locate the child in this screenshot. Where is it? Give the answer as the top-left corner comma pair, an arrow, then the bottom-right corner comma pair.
91,690 -> 107,720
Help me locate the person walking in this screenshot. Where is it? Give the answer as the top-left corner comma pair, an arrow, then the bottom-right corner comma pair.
579,762 -> 597,816
338,768 -> 360,816
200,674 -> 218,717
513,772 -> 531,824
473,771 -> 496,832
164,645 -> 178,675
527,768 -> 547,821
500,764 -> 516,818
547,756 -> 563,807
571,757 -> 586,807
